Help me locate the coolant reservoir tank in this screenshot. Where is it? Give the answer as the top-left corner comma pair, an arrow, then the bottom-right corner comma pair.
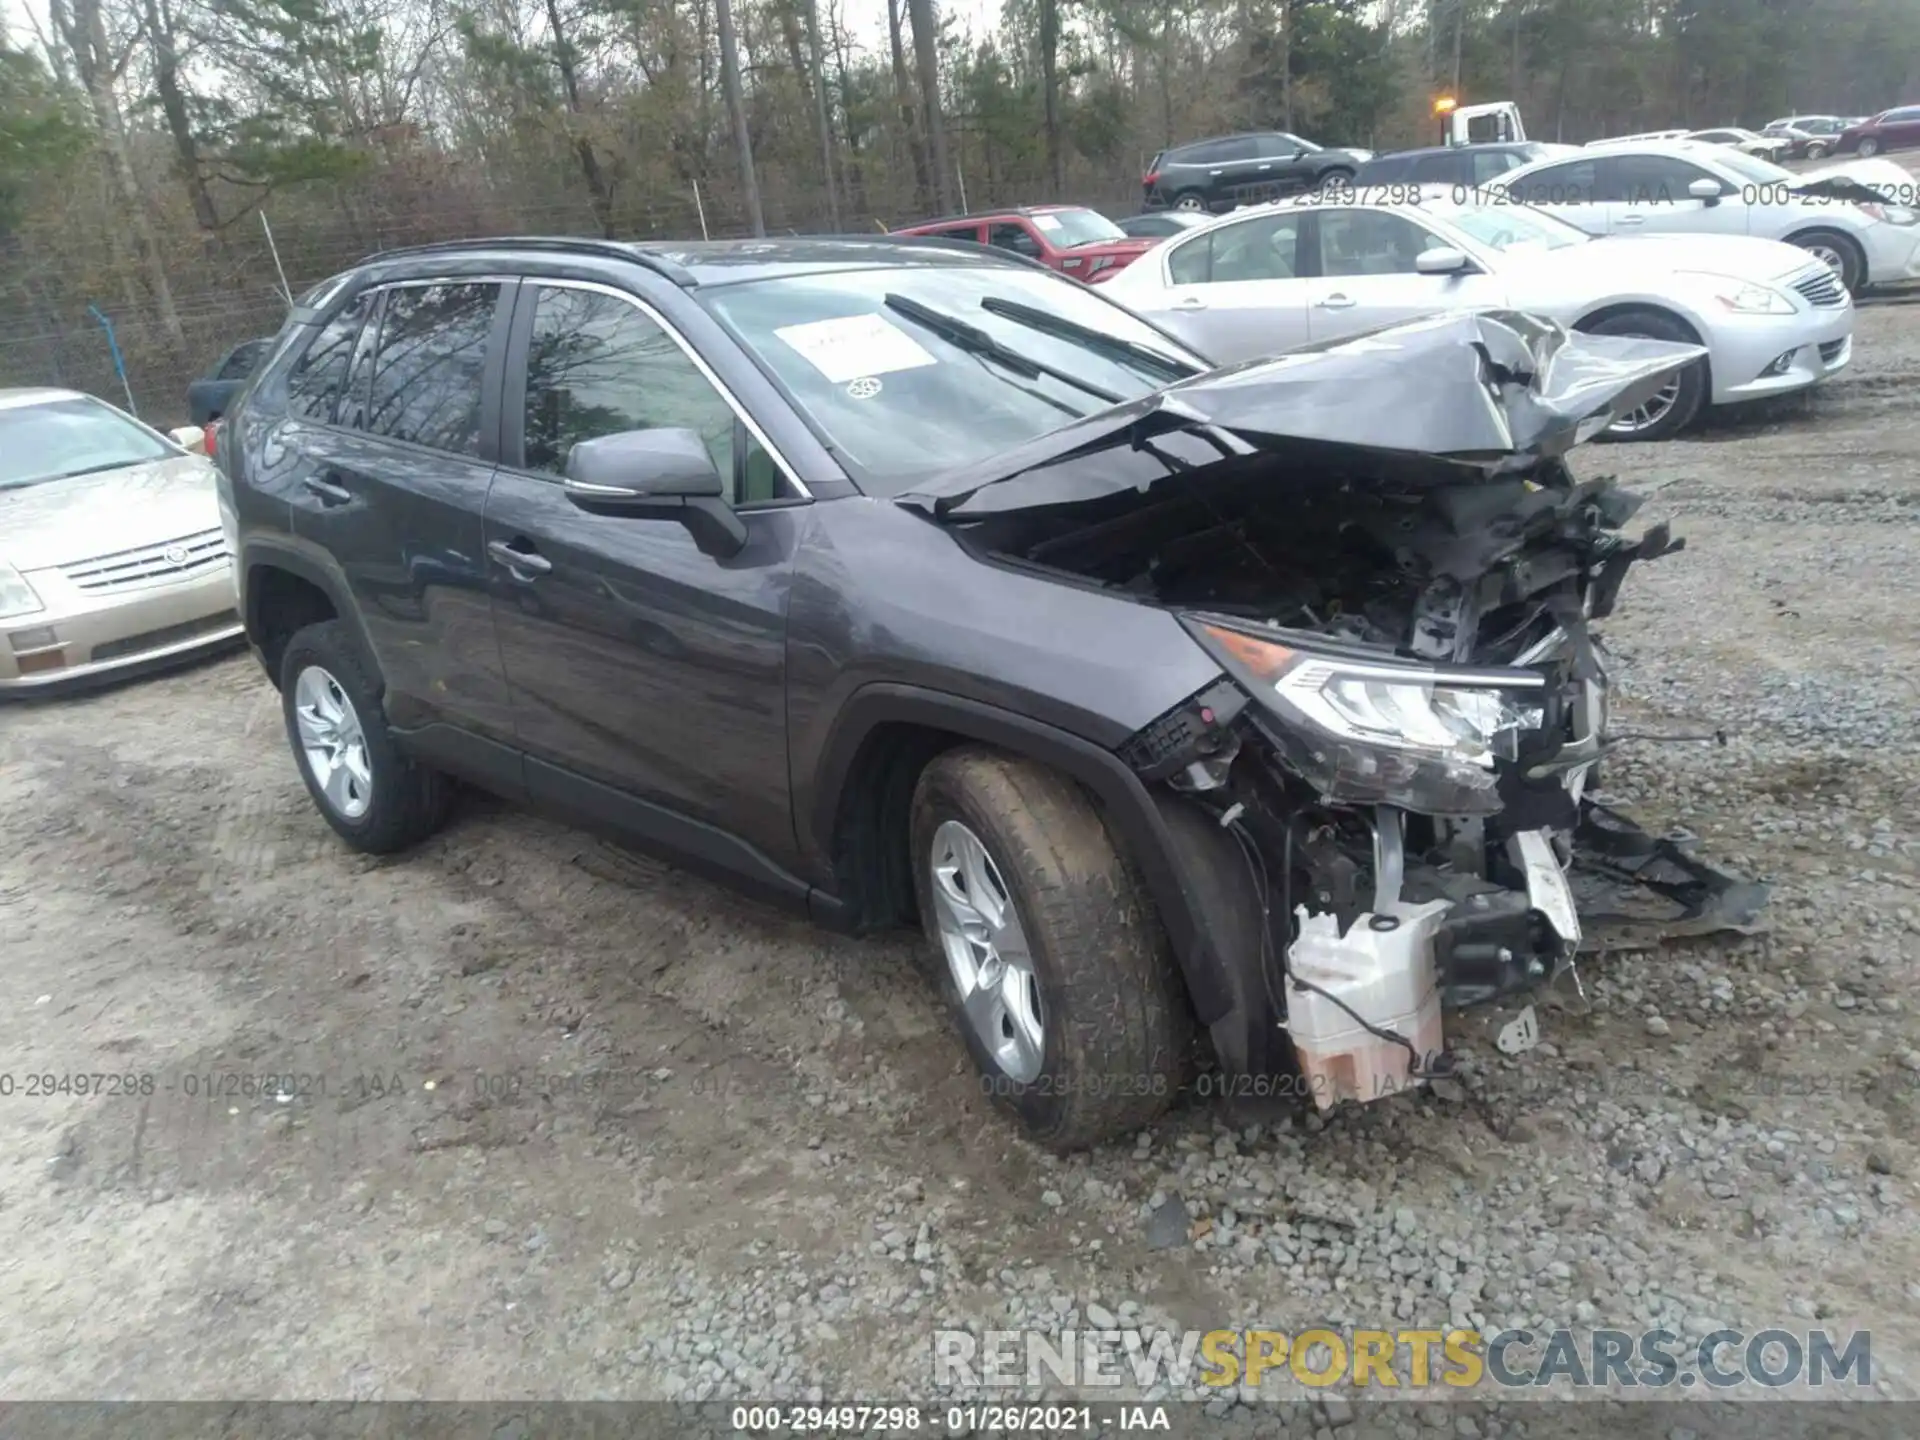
1285,899 -> 1450,1110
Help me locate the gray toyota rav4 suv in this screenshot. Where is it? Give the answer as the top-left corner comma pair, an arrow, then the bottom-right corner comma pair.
219,236 -> 1755,1149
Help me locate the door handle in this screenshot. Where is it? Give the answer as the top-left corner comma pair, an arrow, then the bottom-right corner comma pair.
1257,163 -> 1271,171
1174,295 -> 1207,310
1615,215 -> 1645,226
1318,293 -> 1356,309
303,475 -> 352,506
488,538 -> 552,577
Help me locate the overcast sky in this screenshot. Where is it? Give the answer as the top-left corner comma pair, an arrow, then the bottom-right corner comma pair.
3,0 -> 1004,69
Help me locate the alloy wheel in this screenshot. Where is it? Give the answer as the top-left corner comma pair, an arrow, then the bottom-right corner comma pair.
928,819 -> 1045,1083
293,664 -> 374,820
1608,377 -> 1683,437
1802,240 -> 1847,276
1173,194 -> 1205,212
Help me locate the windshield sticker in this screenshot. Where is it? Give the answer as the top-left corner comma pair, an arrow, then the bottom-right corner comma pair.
1032,214 -> 1062,232
773,314 -> 937,385
847,376 -> 883,400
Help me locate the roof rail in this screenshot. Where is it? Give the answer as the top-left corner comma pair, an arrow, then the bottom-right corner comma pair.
865,231 -> 1055,276
353,235 -> 697,287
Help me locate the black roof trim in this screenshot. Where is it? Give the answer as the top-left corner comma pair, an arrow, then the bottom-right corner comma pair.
353,236 -> 698,287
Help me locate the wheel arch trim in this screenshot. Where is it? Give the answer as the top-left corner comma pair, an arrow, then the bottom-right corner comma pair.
810,682 -> 1239,1026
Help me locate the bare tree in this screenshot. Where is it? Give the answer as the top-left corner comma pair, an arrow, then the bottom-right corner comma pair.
714,0 -> 763,235
1040,0 -> 1062,194
886,0 -> 932,211
804,0 -> 841,230
139,0 -> 221,249
48,0 -> 186,353
544,0 -> 616,236
906,0 -> 952,211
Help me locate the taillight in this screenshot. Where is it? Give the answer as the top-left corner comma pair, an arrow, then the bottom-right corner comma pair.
1143,170 -> 1161,187
204,420 -> 220,460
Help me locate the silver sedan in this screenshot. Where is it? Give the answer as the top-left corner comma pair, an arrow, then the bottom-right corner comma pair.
0,388 -> 242,693
1101,189 -> 1853,440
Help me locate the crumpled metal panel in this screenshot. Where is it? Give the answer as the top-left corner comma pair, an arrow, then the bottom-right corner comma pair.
897,309 -> 1706,519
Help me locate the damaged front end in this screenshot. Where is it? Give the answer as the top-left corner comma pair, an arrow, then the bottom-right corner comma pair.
902,311 -> 1767,1109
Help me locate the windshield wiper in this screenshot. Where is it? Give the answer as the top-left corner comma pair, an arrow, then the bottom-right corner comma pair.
47,460 -> 145,482
978,297 -> 1199,383
882,293 -> 1124,406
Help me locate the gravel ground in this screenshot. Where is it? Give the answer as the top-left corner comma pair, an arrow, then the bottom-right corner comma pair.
3,281 -> 1918,1423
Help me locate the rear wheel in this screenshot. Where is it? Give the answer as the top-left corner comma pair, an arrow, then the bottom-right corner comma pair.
1857,136 -> 1881,157
280,620 -> 453,853
1171,189 -> 1208,212
910,747 -> 1189,1150
1580,310 -> 1708,442
1790,228 -> 1866,294
1805,140 -> 1831,159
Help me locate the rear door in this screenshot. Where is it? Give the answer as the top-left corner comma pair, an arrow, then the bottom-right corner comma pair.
1134,210 -> 1312,361
285,277 -> 518,741
1884,106 -> 1920,148
483,278 -> 805,879
1301,208 -> 1507,343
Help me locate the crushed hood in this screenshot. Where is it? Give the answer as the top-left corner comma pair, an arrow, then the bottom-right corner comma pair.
898,309 -> 1704,519
1791,156 -> 1916,202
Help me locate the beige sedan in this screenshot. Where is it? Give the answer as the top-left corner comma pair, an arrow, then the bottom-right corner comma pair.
0,388 -> 242,693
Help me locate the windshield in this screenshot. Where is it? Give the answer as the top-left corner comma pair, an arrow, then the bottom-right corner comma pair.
1443,202 -> 1589,253
1711,148 -> 1794,184
702,265 -> 1206,494
1033,208 -> 1128,248
0,396 -> 174,491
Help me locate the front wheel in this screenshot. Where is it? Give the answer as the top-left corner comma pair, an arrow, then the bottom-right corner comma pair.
1790,228 -> 1866,294
910,747 -> 1190,1150
1857,136 -> 1881,157
1805,141 -> 1831,159
1316,168 -> 1356,193
1579,310 -> 1708,442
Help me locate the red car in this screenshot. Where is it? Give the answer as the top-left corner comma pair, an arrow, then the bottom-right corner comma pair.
1837,104 -> 1920,157
891,205 -> 1156,283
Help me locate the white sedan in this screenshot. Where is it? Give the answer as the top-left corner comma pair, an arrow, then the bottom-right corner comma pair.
1494,139 -> 1920,292
1100,189 -> 1853,440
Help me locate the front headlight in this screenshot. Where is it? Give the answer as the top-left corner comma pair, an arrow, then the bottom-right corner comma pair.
0,562 -> 44,621
1679,273 -> 1796,313
1856,201 -> 1917,226
1191,620 -> 1550,815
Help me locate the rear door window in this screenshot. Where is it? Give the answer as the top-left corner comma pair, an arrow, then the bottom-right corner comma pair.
1505,158 -> 1600,204
361,282 -> 503,456
285,292 -> 377,424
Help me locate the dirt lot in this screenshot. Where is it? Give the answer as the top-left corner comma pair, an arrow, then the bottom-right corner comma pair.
4,287 -> 1919,1420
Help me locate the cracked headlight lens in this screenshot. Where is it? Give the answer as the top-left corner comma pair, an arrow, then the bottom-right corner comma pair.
0,562 -> 44,621
1191,620 -> 1550,815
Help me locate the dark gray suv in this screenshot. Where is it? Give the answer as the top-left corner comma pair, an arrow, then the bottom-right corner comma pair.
219,236 -> 1730,1149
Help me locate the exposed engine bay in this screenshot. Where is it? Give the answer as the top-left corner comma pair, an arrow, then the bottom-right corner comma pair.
903,310 -> 1770,1110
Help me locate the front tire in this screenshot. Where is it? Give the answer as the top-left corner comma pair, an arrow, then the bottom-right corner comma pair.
1789,227 -> 1866,294
1580,310 -> 1708,442
910,747 -> 1189,1150
1805,140 -> 1831,159
1857,136 -> 1881,157
280,619 -> 453,853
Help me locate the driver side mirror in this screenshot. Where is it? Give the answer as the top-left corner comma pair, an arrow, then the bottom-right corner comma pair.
1688,177 -> 1724,205
563,427 -> 747,559
1415,246 -> 1473,275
